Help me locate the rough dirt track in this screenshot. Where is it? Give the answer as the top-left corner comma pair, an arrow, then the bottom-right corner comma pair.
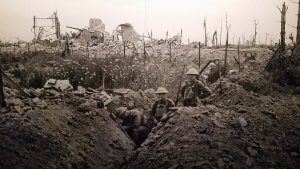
0,98 -> 134,169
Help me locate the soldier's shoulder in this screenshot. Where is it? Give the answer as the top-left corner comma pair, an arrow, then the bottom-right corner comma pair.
167,98 -> 175,104
195,79 -> 205,85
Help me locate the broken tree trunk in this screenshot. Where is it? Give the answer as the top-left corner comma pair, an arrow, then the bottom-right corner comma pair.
279,2 -> 288,51
253,20 -> 258,47
238,38 -> 241,71
169,42 -> 172,63
0,55 -> 6,107
86,41 -> 89,58
180,29 -> 183,45
166,31 -> 168,44
220,19 -> 223,47
297,0 -> 300,45
204,19 -> 208,47
27,43 -> 30,53
224,14 -> 230,75
123,42 -> 126,58
199,42 -> 201,69
144,41 -> 146,64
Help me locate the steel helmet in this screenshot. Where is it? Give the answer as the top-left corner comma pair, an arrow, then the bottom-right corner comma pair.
155,87 -> 169,94
186,68 -> 199,75
115,107 -> 127,117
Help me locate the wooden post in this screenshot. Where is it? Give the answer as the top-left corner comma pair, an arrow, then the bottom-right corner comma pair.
143,41 -> 146,64
169,42 -> 172,63
216,31 -> 218,48
198,42 -> 201,69
296,0 -> 300,45
102,70 -> 105,89
238,38 -> 240,71
0,54 -> 6,107
86,41 -> 89,58
123,42 -> 126,58
27,43 -> 30,53
265,33 -> 268,46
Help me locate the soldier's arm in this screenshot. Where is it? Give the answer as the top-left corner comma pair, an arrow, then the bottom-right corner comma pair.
133,112 -> 142,128
197,81 -> 212,99
180,81 -> 188,97
168,99 -> 175,107
150,101 -> 158,117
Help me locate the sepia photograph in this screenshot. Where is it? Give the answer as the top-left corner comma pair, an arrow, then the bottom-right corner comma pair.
0,0 -> 299,168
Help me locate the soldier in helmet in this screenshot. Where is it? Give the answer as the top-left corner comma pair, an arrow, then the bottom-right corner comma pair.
150,87 -> 175,124
115,107 -> 149,146
181,68 -> 212,107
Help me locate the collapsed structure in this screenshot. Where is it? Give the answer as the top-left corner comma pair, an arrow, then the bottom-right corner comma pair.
33,12 -> 61,45
68,18 -> 109,45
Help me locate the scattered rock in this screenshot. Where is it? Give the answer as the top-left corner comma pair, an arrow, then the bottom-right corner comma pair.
217,158 -> 225,168
44,79 -> 73,92
35,88 -> 44,97
46,89 -> 60,97
55,80 -> 73,91
23,98 -> 35,107
232,117 -> 248,128
238,108 -> 248,113
245,156 -> 254,166
247,147 -> 258,157
22,106 -> 32,112
290,152 -> 299,157
74,86 -> 86,96
238,117 -> 248,127
78,100 -> 97,112
214,112 -> 222,118
261,110 -> 277,118
212,118 -> 226,128
32,97 -> 47,109
7,98 -> 25,107
13,106 -> 24,115
44,79 -> 56,89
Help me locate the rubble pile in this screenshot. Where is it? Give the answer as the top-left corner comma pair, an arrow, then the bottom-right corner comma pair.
0,81 -> 136,169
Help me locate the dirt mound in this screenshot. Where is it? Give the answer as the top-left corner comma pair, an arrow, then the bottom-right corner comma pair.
124,82 -> 300,169
0,97 -> 134,169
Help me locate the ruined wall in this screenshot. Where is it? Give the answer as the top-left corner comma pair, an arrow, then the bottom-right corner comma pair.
89,18 -> 105,32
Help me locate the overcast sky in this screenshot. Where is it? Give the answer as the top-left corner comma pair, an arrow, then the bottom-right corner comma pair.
0,0 -> 298,44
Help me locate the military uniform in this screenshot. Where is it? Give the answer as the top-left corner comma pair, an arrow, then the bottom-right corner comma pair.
150,98 -> 175,121
119,108 -> 149,146
181,79 -> 212,107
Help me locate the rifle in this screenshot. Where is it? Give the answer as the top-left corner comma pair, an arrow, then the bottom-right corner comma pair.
175,65 -> 186,106
109,112 -> 136,146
